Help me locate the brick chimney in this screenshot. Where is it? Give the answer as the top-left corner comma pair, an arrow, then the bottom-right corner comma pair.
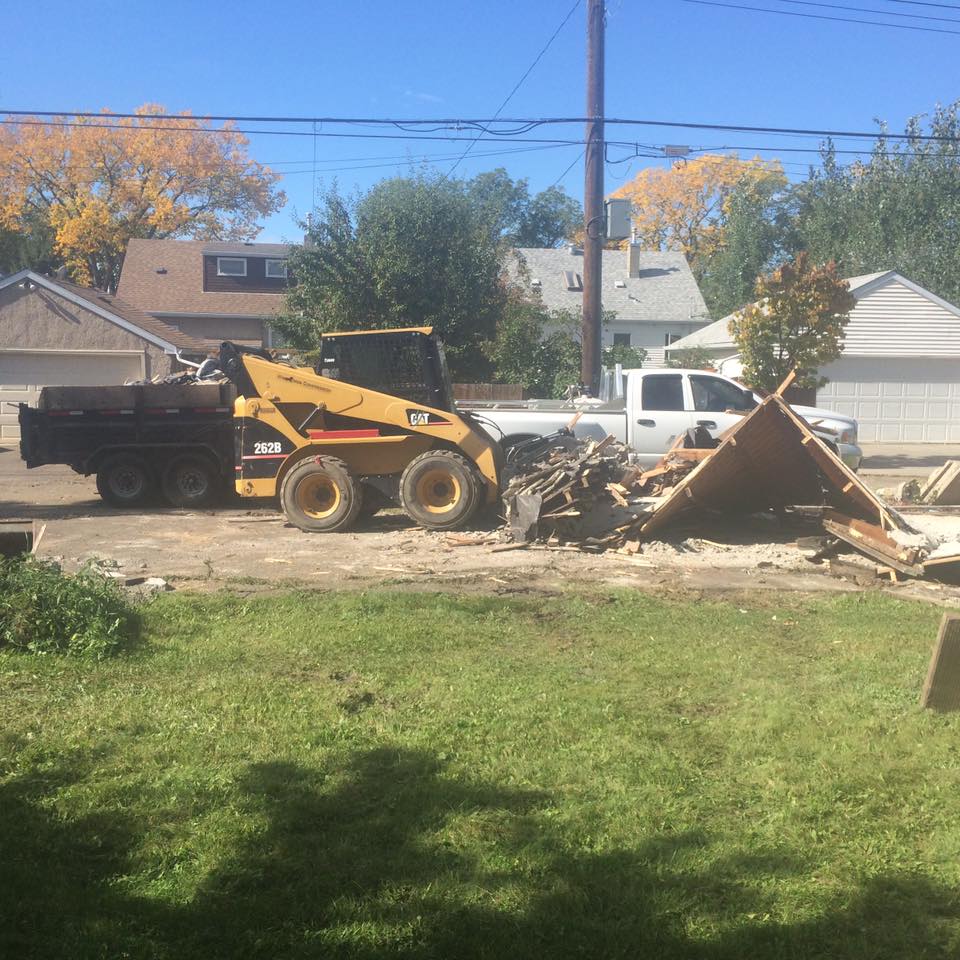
627,242 -> 641,279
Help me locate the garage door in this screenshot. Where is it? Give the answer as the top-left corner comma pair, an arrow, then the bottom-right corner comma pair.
817,358 -> 960,443
0,351 -> 143,440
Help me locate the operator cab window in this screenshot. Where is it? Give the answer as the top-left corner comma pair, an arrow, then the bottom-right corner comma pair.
641,373 -> 684,411
690,375 -> 755,413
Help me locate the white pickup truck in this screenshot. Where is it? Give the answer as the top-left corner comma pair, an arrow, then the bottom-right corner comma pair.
460,368 -> 862,470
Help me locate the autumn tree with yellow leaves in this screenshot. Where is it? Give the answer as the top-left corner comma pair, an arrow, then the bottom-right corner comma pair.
0,105 -> 285,290
608,154 -> 786,273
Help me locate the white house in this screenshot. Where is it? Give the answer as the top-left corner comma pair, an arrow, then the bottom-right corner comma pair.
666,271 -> 960,443
507,244 -> 711,367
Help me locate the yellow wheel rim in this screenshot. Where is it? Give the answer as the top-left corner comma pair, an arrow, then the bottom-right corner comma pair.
296,474 -> 341,519
415,468 -> 461,515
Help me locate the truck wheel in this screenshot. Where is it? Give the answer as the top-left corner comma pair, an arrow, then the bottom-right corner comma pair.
281,457 -> 362,533
96,454 -> 155,508
162,456 -> 219,508
400,450 -> 482,531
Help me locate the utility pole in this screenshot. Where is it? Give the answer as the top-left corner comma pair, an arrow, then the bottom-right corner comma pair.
581,0 -> 605,394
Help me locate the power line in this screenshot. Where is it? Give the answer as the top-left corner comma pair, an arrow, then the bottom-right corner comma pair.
774,0 -> 960,22
681,0 -> 960,33
877,0 -> 960,10
5,110 -> 960,144
447,0 -> 582,174
551,148 -> 586,186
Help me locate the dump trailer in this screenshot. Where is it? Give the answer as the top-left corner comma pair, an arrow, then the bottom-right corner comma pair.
18,380 -> 237,508
18,327 -> 503,532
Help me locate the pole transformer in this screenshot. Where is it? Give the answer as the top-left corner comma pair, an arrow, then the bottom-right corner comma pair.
581,0 -> 605,394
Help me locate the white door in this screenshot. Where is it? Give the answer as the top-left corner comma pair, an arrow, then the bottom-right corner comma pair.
632,372 -> 694,466
0,351 -> 144,440
817,357 -> 960,443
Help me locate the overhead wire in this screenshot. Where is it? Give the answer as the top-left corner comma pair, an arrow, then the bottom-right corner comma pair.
772,0 -> 960,22
446,0 -> 582,174
680,0 -> 960,34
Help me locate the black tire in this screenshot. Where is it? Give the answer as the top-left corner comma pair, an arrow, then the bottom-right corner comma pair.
280,456 -> 362,533
162,455 -> 220,508
96,453 -> 155,508
399,450 -> 482,531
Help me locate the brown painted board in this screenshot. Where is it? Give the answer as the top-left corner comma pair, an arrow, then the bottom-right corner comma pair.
921,614 -> 960,711
821,515 -> 924,576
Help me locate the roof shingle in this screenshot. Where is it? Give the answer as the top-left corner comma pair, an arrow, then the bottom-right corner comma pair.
118,238 -> 288,318
507,247 -> 710,325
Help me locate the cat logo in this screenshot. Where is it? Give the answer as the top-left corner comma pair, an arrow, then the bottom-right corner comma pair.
407,409 -> 451,427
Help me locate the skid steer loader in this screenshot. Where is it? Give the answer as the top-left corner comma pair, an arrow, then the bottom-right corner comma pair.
219,327 -> 503,533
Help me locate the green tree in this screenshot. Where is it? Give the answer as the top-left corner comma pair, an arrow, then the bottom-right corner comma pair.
465,169 -> 581,248
699,179 -> 792,318
790,101 -> 960,304
665,346 -> 716,371
730,253 -> 855,392
275,175 -> 507,378
0,214 -> 58,277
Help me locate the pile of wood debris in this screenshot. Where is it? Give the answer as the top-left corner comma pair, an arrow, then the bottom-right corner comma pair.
500,391 -> 960,584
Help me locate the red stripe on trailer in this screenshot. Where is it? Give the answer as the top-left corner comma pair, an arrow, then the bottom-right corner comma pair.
306,428 -> 380,439
144,408 -> 164,415
241,453 -> 287,460
49,411 -> 77,417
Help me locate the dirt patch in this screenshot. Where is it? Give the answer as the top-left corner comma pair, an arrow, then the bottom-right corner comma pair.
5,450 -> 960,606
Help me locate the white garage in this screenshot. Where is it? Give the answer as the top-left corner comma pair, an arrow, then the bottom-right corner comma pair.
817,358 -> 960,443
0,351 -> 145,440
668,271 -> 960,444
0,270 -> 206,441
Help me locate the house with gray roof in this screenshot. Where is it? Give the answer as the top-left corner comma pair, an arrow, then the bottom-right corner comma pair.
667,270 -> 960,443
507,245 -> 711,367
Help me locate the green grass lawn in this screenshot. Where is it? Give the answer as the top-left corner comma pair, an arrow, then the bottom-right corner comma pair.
2,588 -> 960,959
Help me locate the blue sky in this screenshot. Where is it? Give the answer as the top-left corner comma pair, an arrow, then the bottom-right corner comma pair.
1,0 -> 957,241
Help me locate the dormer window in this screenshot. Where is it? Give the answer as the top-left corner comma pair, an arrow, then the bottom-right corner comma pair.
563,270 -> 583,291
217,257 -> 247,277
265,259 -> 288,279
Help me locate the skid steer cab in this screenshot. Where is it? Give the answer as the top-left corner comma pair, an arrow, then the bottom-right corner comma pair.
219,328 -> 502,533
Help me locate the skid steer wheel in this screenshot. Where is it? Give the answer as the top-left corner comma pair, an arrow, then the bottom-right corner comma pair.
162,455 -> 219,508
96,453 -> 155,508
400,450 -> 482,531
281,457 -> 362,533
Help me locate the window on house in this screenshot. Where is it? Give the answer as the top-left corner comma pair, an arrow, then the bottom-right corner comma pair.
664,332 -> 683,346
265,259 -> 288,279
641,373 -> 684,411
562,270 -> 583,291
217,257 -> 247,277
613,333 -> 631,346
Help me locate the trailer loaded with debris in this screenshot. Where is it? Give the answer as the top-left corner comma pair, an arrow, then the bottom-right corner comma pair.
500,389 -> 960,584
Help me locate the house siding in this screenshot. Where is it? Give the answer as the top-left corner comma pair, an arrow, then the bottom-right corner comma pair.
0,284 -> 172,377
203,255 -> 288,295
839,279 -> 960,356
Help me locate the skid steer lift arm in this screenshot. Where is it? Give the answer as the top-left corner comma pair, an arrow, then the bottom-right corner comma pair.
219,330 -> 502,534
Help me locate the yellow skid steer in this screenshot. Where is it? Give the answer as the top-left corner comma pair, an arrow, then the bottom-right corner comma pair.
219,327 -> 502,533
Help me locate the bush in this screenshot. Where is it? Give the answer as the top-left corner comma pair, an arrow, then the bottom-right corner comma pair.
0,558 -> 140,658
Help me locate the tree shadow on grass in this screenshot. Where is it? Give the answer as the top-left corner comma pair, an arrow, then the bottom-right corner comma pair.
2,747 -> 959,959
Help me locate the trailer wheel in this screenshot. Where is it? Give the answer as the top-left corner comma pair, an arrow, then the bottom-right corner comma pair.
162,456 -> 219,508
400,450 -> 482,531
96,454 -> 155,508
281,457 -> 362,533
